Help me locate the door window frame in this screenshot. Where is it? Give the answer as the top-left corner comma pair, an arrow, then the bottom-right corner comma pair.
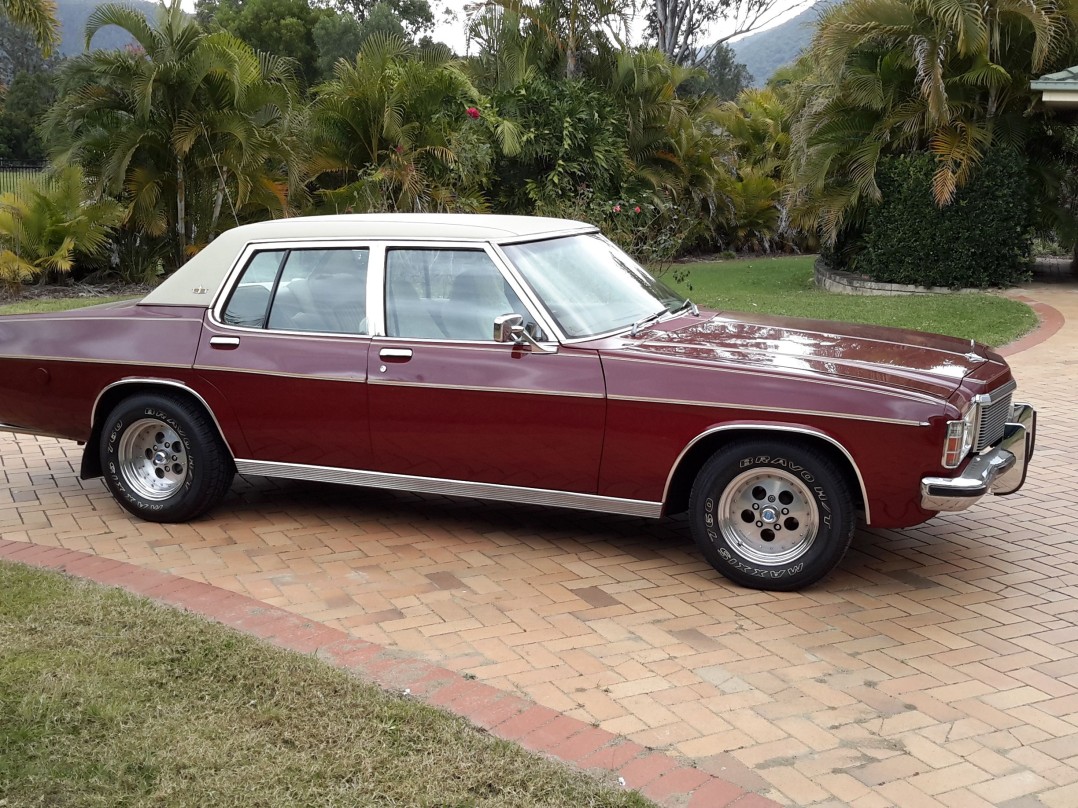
211,237 -> 561,346
210,239 -> 382,340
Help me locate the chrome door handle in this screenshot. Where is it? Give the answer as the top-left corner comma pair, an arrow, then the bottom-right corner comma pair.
379,348 -> 413,361
209,336 -> 240,349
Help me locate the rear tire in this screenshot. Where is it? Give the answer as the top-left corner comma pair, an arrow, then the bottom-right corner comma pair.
688,440 -> 855,590
99,392 -> 233,522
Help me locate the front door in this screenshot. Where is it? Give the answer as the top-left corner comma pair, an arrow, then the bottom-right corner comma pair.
367,245 -> 605,493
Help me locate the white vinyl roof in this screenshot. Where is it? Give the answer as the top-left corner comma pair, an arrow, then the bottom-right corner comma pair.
140,213 -> 594,307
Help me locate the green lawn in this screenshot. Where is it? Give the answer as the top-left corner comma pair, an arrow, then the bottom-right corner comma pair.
665,256 -> 1037,348
0,561 -> 653,808
0,295 -> 138,315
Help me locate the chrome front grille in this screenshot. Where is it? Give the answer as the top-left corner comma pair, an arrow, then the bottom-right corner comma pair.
974,379 -> 1017,451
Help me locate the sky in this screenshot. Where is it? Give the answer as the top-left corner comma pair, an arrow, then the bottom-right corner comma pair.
432,0 -> 817,56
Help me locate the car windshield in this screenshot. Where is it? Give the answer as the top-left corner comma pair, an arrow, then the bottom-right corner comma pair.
502,234 -> 688,339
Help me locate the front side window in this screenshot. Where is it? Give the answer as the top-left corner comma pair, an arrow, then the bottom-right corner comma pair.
222,248 -> 369,335
502,234 -> 686,339
385,248 -> 535,341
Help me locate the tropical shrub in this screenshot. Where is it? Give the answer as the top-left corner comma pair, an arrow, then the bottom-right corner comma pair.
0,164 -> 123,284
44,0 -> 305,267
846,150 -> 1032,288
786,0 -> 1078,251
310,35 -> 516,213
490,75 -> 629,215
713,87 -> 794,252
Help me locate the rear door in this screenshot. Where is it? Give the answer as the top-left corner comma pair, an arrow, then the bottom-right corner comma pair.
195,243 -> 374,469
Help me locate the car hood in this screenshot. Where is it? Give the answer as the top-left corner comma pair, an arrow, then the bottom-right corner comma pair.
612,311 -> 997,401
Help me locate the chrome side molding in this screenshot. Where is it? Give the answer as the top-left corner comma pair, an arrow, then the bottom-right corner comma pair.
234,458 -> 663,519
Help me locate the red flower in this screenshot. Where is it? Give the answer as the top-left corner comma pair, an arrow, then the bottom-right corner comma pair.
633,206 -> 641,213
466,107 -> 480,119
613,204 -> 622,213
394,145 -> 403,154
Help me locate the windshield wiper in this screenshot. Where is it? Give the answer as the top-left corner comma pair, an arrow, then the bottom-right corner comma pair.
630,299 -> 698,337
630,309 -> 665,337
668,298 -> 698,316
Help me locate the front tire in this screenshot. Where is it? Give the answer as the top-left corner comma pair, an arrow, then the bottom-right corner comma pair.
100,392 -> 234,522
688,440 -> 855,591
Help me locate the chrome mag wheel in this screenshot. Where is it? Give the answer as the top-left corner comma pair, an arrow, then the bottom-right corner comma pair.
717,467 -> 819,566
117,418 -> 189,500
689,439 -> 855,591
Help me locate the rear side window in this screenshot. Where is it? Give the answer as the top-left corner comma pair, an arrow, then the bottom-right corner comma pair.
222,248 -> 369,335
221,251 -> 284,328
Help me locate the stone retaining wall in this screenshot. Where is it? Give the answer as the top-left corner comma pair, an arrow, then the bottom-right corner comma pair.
815,256 -> 1074,294
813,257 -> 971,296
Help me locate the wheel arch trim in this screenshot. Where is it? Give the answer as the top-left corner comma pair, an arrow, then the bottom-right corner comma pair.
663,423 -> 872,524
83,378 -> 236,478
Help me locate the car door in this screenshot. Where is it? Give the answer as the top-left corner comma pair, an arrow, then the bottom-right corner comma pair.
195,243 -> 374,470
366,244 -> 606,493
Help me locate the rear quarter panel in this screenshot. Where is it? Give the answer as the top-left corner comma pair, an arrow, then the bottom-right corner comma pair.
0,305 -> 207,441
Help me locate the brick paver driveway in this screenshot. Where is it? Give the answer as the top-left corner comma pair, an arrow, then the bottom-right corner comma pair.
3,277 -> 1077,806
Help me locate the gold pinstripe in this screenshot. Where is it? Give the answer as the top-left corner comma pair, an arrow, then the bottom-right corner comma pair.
602,353 -> 946,406
607,394 -> 927,427
368,378 -> 603,398
0,355 -> 191,369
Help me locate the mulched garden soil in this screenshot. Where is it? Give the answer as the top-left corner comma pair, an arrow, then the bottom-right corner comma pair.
0,282 -> 157,304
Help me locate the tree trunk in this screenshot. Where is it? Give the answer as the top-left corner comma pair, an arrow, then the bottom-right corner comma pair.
1072,239 -> 1077,275
175,156 -> 187,264
209,173 -> 227,240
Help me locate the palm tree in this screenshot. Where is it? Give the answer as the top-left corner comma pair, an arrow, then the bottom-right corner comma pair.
1,0 -> 59,55
310,34 -> 516,213
44,0 -> 303,264
786,0 -> 1078,244
478,0 -> 632,80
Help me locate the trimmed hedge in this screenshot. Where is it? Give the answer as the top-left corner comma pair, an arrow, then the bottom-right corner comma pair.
849,150 -> 1033,288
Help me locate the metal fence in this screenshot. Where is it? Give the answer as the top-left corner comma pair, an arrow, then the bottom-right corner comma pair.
0,159 -> 46,194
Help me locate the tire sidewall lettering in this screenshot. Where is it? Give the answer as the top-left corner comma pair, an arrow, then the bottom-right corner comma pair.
103,403 -> 197,512
705,451 -> 835,580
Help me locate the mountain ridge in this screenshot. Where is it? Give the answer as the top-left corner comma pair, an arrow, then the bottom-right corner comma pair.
730,0 -> 835,86
55,0 -> 175,56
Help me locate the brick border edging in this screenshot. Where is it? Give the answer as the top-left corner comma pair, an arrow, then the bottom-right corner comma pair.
0,539 -> 777,808
997,296 -> 1065,357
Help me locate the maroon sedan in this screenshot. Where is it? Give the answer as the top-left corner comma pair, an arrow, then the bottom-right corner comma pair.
0,215 -> 1036,590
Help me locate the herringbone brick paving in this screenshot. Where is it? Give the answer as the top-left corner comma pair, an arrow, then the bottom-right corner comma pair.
2,276 -> 1077,806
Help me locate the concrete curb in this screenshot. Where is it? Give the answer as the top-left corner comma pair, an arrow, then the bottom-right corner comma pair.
0,538 -> 779,808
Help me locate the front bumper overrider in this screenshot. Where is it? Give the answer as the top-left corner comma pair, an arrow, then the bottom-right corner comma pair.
920,403 -> 1036,512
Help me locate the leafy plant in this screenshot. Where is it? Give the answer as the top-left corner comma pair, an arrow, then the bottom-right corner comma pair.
310,35 -> 514,213
848,150 -> 1033,288
785,0 -> 1078,246
44,0 -> 305,267
0,164 -> 122,284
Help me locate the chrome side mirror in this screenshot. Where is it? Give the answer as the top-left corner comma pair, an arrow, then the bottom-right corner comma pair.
493,313 -> 557,353
493,313 -> 525,343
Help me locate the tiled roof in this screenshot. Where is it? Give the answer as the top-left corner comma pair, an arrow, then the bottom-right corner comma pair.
1032,66 -> 1078,91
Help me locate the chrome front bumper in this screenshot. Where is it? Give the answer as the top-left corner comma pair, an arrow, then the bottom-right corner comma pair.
921,402 -> 1036,512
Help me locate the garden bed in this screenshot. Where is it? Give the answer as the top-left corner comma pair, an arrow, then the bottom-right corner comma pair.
0,281 -> 155,304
